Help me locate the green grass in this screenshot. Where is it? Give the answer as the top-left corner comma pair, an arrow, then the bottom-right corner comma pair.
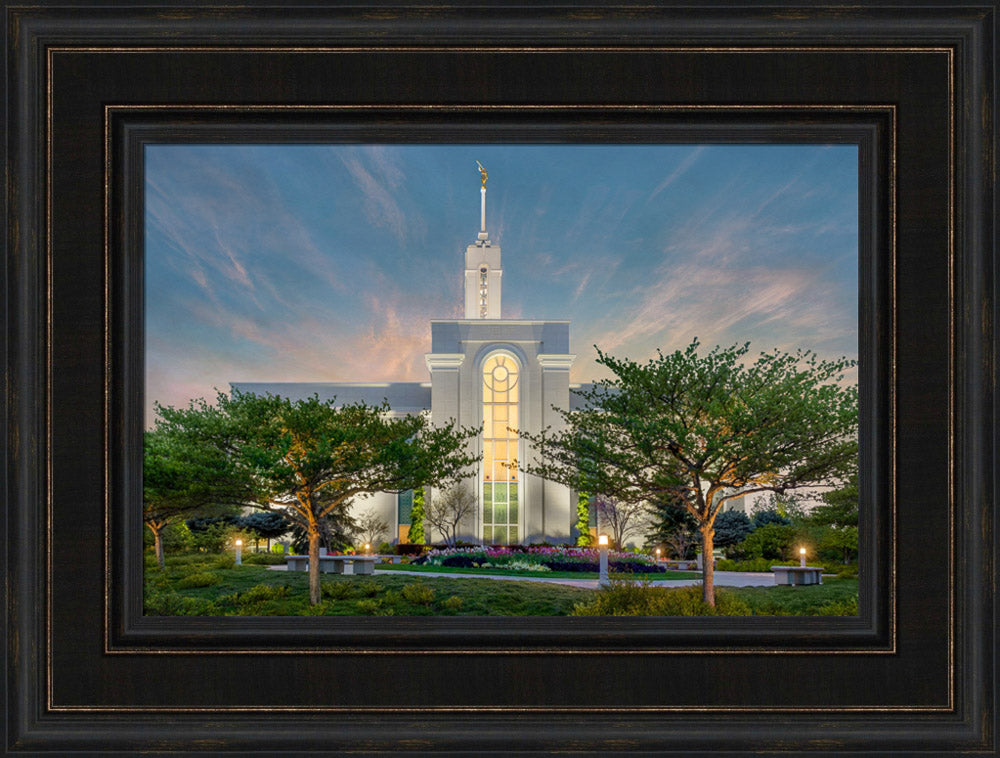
725,577 -> 859,616
375,563 -> 702,580
145,559 -> 595,616
570,578 -> 858,617
144,553 -> 857,617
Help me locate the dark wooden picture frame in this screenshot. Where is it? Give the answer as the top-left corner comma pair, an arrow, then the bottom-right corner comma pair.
4,2 -> 996,755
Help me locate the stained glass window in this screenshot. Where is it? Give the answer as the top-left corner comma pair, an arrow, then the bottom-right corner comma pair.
482,354 -> 519,544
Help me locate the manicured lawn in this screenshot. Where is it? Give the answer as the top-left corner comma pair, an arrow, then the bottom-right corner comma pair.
144,553 -> 857,617
144,558 -> 596,616
374,562 -> 702,580
725,577 -> 859,616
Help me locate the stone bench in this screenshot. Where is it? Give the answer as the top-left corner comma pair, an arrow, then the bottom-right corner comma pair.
771,566 -> 823,585
285,555 -> 377,575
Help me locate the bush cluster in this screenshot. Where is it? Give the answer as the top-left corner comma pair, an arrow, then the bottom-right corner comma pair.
401,582 -> 435,605
238,584 -> 290,603
175,571 -> 222,589
572,582 -> 751,617
716,557 -> 778,572
242,552 -> 287,565
144,590 -> 215,616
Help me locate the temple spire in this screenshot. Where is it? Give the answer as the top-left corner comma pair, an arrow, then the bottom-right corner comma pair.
464,162 -> 502,318
476,160 -> 488,237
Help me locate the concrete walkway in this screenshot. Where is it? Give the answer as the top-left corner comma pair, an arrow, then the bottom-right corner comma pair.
368,568 -> 775,589
268,563 -> 775,588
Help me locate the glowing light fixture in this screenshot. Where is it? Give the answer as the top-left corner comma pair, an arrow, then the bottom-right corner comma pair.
597,535 -> 610,586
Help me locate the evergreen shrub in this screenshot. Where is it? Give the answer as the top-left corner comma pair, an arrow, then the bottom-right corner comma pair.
401,582 -> 435,605
175,572 -> 221,589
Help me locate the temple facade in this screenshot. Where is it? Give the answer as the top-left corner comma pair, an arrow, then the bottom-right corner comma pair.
233,165 -> 591,545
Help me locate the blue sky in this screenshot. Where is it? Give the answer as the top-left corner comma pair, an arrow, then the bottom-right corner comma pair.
145,143 -> 858,425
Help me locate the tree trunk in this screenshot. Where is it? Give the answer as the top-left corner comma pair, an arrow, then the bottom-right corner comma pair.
700,524 -> 715,607
150,523 -> 165,570
308,528 -> 321,605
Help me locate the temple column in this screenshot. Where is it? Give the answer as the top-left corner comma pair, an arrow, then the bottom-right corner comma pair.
537,354 -> 576,541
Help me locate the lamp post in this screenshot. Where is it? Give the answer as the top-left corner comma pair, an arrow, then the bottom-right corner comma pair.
655,547 -> 661,563
364,543 -> 371,555
799,546 -> 807,568
235,539 -> 243,566
598,534 -> 610,587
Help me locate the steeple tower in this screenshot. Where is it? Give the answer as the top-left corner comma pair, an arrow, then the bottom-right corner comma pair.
464,161 -> 502,319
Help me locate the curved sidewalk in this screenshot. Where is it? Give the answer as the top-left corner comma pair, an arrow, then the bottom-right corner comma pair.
370,568 -> 775,589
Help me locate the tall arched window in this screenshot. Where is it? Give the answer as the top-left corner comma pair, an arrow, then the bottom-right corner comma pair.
482,353 -> 519,544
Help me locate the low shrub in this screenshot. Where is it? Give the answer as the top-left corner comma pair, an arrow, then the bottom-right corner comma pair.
443,595 -> 463,611
164,554 -> 211,567
302,601 -> 332,616
211,554 -> 237,570
175,572 -> 221,589
242,552 -> 287,565
238,584 -> 290,604
401,582 -> 435,605
322,582 -> 355,600
359,580 -> 381,598
812,596 -> 859,616
358,600 -> 382,616
571,581 -> 752,617
145,591 -> 215,616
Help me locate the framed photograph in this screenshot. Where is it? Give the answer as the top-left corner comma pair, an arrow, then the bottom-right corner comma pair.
4,2 -> 995,755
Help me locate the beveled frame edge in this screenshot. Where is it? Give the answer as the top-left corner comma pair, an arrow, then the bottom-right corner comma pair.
104,106 -> 895,658
5,3 -> 994,755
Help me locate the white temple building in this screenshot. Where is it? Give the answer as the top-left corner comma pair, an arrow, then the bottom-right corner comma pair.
233,165 -> 593,545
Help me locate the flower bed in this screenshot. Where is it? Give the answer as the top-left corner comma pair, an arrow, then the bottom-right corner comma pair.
413,545 -> 666,574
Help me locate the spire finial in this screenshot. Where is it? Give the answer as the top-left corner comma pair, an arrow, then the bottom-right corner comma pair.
476,161 -> 488,235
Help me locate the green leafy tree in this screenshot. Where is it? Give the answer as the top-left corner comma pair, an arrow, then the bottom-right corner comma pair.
573,490 -> 593,546
809,472 -> 859,527
819,525 -> 860,563
158,391 -> 479,604
521,339 -> 857,607
734,523 -> 797,560
750,492 -> 808,522
143,423 -> 250,569
407,488 -> 427,544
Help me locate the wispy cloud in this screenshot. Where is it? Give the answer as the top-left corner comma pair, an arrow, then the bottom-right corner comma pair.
646,146 -> 705,204
338,148 -> 411,244
145,144 -> 858,425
